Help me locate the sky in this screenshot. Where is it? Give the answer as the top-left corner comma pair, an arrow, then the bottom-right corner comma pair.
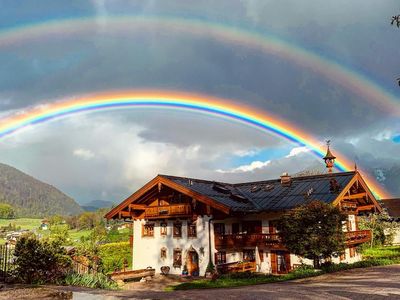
0,0 -> 399,204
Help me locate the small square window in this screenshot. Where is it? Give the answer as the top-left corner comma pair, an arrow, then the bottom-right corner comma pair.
215,251 -> 226,264
142,223 -> 154,237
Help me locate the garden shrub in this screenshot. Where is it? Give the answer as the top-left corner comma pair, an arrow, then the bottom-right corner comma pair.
14,236 -> 71,284
98,242 -> 131,273
63,273 -> 118,289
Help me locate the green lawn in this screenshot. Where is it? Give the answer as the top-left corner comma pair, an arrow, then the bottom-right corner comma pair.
0,218 -> 42,231
69,229 -> 92,242
169,246 -> 400,290
362,246 -> 400,260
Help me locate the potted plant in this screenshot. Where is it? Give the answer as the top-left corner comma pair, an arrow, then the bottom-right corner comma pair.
160,266 -> 170,275
182,264 -> 189,276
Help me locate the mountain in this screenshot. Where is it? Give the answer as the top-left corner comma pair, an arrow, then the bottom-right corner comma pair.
81,200 -> 115,212
0,163 -> 83,217
372,166 -> 400,198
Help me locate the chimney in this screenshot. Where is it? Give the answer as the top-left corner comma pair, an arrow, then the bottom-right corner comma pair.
280,172 -> 292,187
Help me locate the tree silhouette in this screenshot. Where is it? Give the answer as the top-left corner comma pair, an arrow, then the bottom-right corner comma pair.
391,15 -> 400,86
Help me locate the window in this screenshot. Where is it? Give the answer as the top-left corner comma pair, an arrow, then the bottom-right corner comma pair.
214,223 -> 225,235
243,249 -> 256,262
173,222 -> 182,238
187,221 -> 197,238
349,247 -> 356,258
173,249 -> 182,267
340,252 -> 346,261
160,222 -> 167,236
142,223 -> 154,237
160,247 -> 167,259
242,220 -> 262,234
215,251 -> 226,265
232,223 -> 240,234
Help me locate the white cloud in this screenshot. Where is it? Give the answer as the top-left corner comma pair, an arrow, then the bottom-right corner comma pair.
73,148 -> 95,160
217,160 -> 271,174
285,146 -> 310,158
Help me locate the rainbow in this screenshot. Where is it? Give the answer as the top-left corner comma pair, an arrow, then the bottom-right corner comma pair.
0,15 -> 399,115
0,91 -> 390,199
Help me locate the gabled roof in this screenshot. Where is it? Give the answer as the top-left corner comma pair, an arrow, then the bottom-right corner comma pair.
106,171 -> 383,219
161,171 -> 357,212
381,198 -> 400,218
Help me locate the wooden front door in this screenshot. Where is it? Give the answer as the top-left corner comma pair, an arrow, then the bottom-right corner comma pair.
188,251 -> 199,276
271,251 -> 291,274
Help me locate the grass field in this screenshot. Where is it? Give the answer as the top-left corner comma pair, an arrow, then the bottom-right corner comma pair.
0,218 -> 93,245
0,218 -> 42,231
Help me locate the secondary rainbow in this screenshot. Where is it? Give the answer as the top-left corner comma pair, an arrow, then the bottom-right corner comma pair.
0,16 -> 399,116
0,91 -> 390,199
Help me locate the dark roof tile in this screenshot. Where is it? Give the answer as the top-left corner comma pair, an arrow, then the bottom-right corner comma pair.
161,172 -> 356,213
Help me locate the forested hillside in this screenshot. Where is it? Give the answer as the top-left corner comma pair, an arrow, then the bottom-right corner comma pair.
0,163 -> 83,217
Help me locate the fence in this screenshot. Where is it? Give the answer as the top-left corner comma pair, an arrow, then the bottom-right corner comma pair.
71,256 -> 98,275
0,243 -> 15,281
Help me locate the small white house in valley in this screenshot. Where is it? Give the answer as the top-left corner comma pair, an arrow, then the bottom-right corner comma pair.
106,147 -> 382,276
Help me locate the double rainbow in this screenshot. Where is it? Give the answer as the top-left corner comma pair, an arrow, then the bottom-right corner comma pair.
0,91 -> 390,199
0,15 -> 399,116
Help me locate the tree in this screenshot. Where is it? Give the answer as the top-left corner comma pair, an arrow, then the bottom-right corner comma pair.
358,212 -> 398,247
0,203 -> 16,219
14,236 -> 71,283
279,200 -> 347,268
49,224 -> 70,245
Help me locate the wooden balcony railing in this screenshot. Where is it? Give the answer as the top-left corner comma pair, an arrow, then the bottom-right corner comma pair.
214,233 -> 282,249
345,230 -> 371,245
215,230 -> 371,249
144,204 -> 191,218
217,261 -> 256,274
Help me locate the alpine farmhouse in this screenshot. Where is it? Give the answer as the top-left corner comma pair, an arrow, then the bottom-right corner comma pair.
105,146 -> 382,276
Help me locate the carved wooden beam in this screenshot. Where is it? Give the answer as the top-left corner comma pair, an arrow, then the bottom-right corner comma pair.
129,204 -> 147,210
342,192 -> 367,200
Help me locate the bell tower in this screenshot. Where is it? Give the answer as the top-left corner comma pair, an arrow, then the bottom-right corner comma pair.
323,140 -> 336,173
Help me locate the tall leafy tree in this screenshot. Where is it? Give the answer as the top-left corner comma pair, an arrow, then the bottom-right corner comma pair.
358,212 -> 398,247
0,203 -> 16,219
279,200 -> 347,268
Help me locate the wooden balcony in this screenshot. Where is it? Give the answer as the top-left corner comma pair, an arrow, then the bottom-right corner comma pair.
215,230 -> 371,250
345,230 -> 371,245
215,233 -> 282,249
144,204 -> 191,219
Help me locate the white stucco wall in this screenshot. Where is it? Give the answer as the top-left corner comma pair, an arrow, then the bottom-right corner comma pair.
131,213 -> 363,275
132,215 -> 213,275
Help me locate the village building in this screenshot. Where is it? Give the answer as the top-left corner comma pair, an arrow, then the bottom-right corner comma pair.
105,146 -> 382,276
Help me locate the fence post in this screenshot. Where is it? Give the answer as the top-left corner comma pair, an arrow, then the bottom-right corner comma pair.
4,242 -> 8,281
